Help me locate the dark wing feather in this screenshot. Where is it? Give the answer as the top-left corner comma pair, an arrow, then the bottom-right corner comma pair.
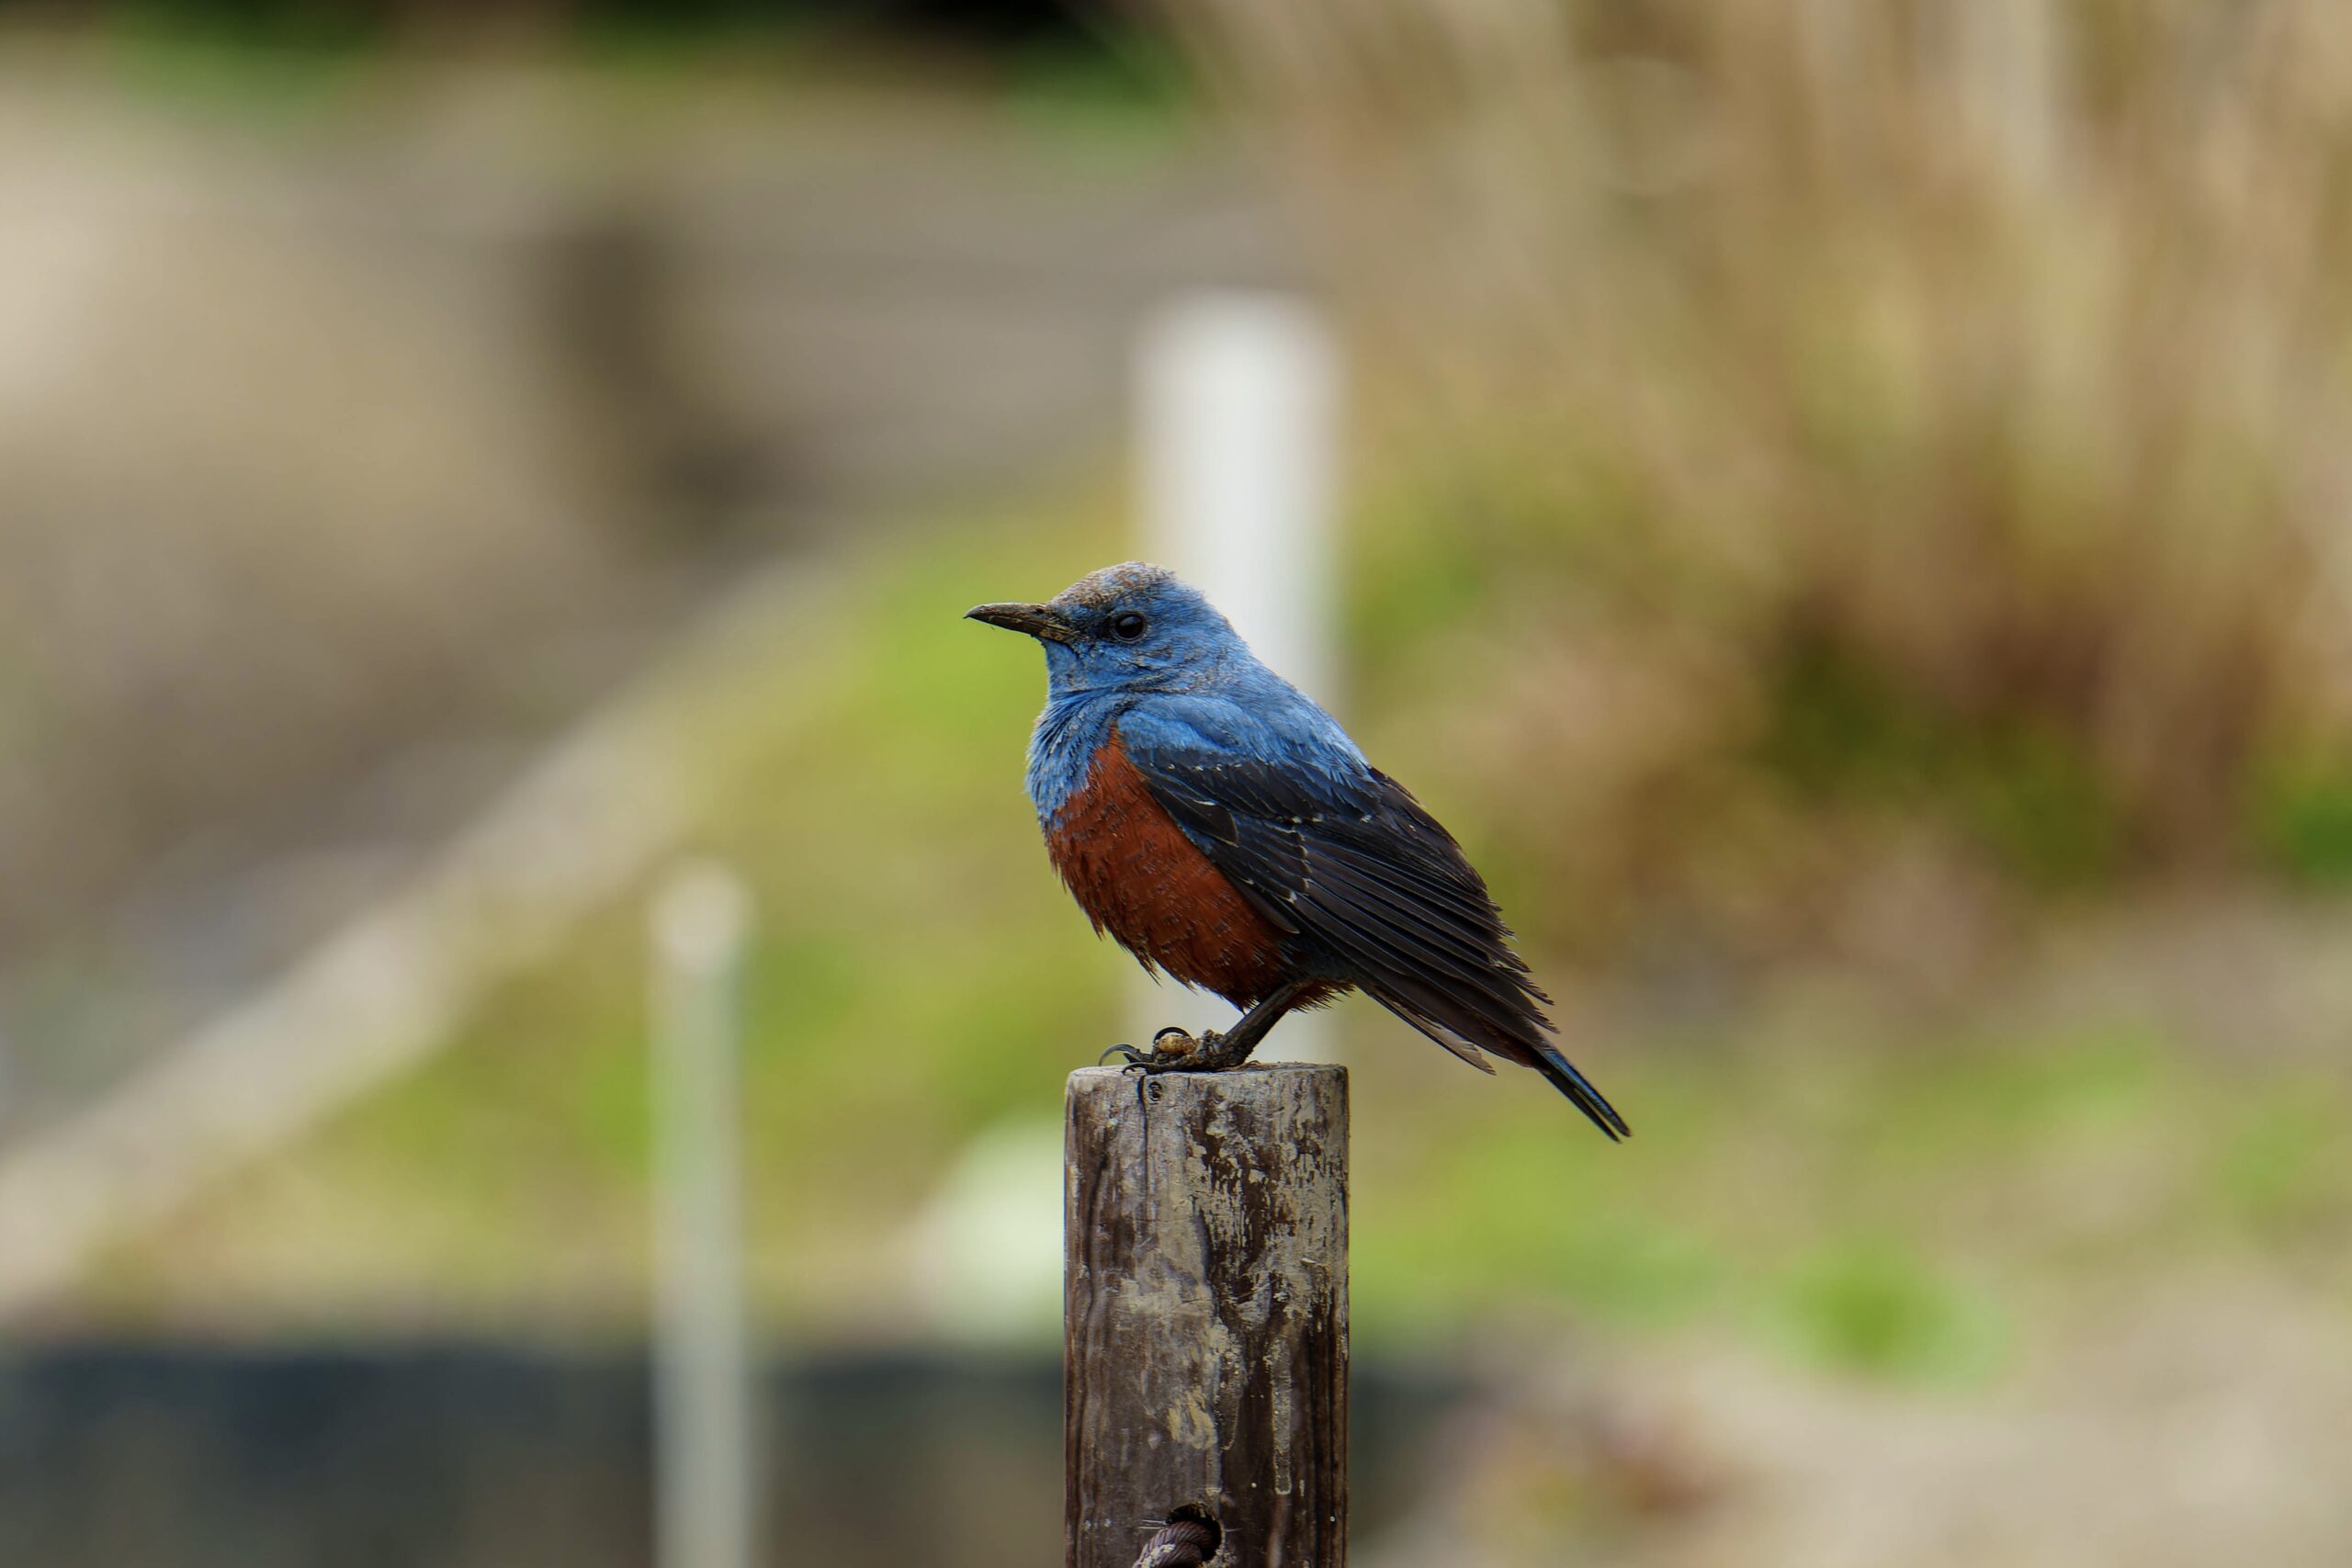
1126,739 -> 1630,1140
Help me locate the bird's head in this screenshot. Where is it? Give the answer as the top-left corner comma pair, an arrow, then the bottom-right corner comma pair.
966,562 -> 1241,694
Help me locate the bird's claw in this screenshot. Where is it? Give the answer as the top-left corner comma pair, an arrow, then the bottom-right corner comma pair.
1102,1026 -> 1254,1075
1148,1026 -> 1202,1062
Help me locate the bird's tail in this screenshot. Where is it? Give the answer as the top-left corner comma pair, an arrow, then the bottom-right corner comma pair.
1365,980 -> 1631,1142
1521,1038 -> 1632,1142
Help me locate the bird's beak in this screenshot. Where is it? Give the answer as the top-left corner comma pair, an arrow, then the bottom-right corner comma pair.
964,602 -> 1078,645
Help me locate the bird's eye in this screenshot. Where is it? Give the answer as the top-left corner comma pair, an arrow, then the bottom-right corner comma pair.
1109,612 -> 1148,641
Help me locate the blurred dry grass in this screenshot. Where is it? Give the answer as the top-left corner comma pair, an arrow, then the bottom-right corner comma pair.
1168,0 -> 2352,961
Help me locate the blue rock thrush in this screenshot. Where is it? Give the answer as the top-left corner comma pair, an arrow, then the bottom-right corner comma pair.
967,562 -> 1629,1139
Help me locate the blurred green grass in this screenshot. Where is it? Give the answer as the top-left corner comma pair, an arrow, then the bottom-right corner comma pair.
85,496 -> 2352,1386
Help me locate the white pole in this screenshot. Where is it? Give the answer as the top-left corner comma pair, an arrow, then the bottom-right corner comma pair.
1136,291 -> 1343,1062
650,863 -> 756,1568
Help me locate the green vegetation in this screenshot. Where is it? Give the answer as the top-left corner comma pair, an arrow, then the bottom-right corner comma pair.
75,0 -> 1194,132
1773,1239 -> 2007,1387
2254,751 -> 2352,887
96,1 -> 386,117
1755,637 -> 2123,888
1003,29 -> 1193,152
1350,1010 -> 2352,1382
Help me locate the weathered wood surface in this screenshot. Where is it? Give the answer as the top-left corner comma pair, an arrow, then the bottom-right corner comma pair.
1065,1063 -> 1349,1568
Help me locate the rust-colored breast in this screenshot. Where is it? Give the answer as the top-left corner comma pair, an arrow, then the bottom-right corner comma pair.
1046,732 -> 1293,1009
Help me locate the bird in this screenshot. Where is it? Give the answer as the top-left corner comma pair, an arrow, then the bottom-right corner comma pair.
967,562 -> 1630,1140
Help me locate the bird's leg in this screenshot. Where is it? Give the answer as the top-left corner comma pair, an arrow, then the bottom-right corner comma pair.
1109,981 -> 1317,1075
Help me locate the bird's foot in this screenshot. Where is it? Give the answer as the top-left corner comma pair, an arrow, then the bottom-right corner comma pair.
1104,1026 -> 1255,1075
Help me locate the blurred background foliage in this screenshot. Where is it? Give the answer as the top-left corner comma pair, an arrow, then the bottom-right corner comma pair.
7,1 -> 2352,1564
1175,0 -> 2352,937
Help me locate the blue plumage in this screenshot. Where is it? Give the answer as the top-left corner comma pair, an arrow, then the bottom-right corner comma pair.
1021,567 -> 1356,823
970,561 -> 1629,1139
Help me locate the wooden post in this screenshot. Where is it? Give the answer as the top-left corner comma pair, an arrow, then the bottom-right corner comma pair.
1065,1064 -> 1349,1568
